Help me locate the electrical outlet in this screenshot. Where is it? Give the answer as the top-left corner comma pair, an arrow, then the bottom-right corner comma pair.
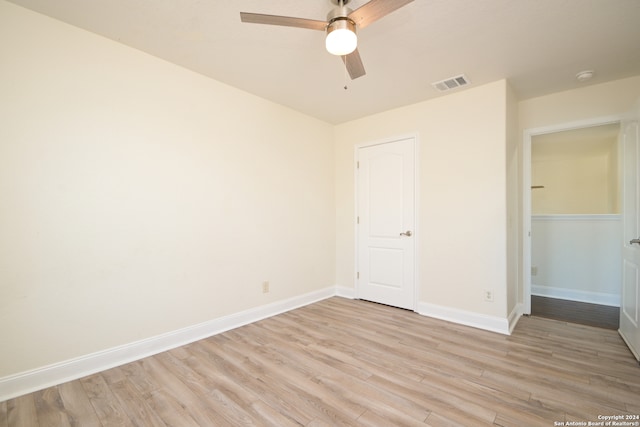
262,281 -> 269,293
484,290 -> 494,302
531,266 -> 538,276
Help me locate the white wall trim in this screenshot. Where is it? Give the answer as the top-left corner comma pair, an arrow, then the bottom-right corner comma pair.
531,284 -> 620,307
508,303 -> 524,334
0,286 -> 336,402
335,285 -> 356,299
532,214 -> 621,221
1,286 -> 522,401
416,302 -> 511,335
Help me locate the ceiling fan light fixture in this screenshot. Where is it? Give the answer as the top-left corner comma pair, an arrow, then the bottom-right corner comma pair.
326,18 -> 357,56
241,0 -> 416,79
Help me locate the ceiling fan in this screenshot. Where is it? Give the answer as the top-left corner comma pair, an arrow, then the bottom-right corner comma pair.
240,0 -> 414,80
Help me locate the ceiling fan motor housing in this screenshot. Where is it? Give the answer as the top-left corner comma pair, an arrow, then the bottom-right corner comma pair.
326,16 -> 356,35
327,2 -> 354,22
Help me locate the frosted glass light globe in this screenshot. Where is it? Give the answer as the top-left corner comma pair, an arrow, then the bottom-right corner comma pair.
326,19 -> 357,56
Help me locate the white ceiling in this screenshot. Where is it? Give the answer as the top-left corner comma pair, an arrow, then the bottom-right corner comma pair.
8,0 -> 640,124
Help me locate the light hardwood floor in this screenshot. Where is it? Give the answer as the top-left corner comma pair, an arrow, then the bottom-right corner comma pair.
2,297 -> 639,426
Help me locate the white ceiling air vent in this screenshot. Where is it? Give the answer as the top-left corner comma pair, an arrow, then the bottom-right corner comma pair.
431,74 -> 470,92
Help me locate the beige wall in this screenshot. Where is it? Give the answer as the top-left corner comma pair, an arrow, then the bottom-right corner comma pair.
0,2 -> 335,377
3,0 -> 640,385
506,83 -> 520,317
519,76 -> 640,130
532,135 -> 619,214
335,80 -> 511,319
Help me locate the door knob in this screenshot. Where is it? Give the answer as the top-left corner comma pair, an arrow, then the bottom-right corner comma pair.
400,230 -> 412,237
630,238 -> 640,245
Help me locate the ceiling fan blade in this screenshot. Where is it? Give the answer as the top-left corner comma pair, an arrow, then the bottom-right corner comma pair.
348,0 -> 414,29
342,49 -> 366,80
240,12 -> 327,31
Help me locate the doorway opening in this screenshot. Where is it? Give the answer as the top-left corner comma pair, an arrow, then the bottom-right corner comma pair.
523,118 -> 623,329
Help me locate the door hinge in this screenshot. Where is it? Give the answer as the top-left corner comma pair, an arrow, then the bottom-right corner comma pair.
357,161 -> 359,169
357,272 -> 360,279
357,216 -> 360,224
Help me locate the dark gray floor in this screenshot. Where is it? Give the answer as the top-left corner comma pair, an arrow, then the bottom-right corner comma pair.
531,295 -> 619,330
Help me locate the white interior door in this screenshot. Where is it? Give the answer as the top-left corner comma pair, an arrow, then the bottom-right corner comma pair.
357,137 -> 415,310
621,110 -> 640,361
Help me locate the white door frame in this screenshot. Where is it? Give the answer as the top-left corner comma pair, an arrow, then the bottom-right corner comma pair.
619,105 -> 640,360
522,115 -> 622,314
355,134 -> 420,310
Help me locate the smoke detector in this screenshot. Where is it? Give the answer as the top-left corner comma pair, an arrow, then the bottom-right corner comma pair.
576,70 -> 595,82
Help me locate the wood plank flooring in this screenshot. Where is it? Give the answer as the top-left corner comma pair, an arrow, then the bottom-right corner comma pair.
531,295 -> 620,330
2,297 -> 639,426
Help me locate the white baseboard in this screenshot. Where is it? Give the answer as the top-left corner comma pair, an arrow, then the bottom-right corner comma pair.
531,284 -> 620,307
335,285 -> 356,299
508,303 -> 524,334
1,286 -> 522,401
0,286 -> 336,402
416,302 -> 511,335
